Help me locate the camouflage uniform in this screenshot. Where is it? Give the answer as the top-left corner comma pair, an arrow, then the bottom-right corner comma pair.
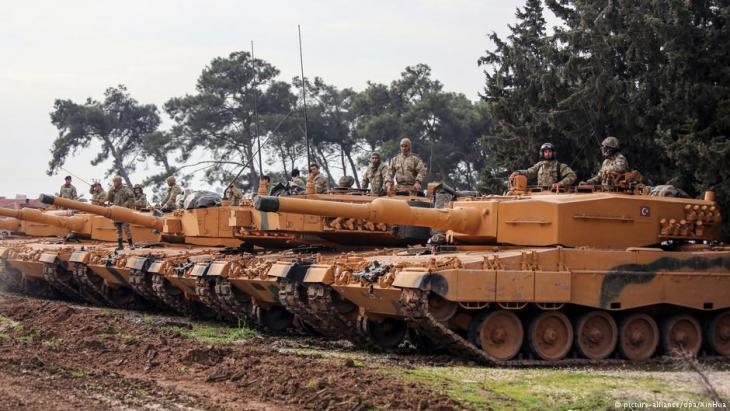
226,185 -> 243,206
362,163 -> 389,196
289,176 -> 306,190
312,174 -> 329,194
89,187 -> 107,205
586,153 -> 629,185
59,184 -> 78,200
133,193 -> 149,210
518,160 -> 576,187
161,184 -> 183,210
388,153 -> 427,192
107,185 -> 135,246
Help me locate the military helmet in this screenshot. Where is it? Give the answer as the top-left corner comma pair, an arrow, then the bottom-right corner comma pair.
540,142 -> 555,153
133,184 -> 142,190
400,137 -> 412,147
601,136 -> 620,149
166,176 -> 176,184
338,175 -> 355,188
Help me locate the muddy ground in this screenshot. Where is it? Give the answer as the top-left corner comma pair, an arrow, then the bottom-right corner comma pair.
0,292 -> 728,410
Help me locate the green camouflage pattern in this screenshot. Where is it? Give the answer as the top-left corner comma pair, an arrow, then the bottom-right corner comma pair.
518,160 -> 577,187
362,163 -> 389,195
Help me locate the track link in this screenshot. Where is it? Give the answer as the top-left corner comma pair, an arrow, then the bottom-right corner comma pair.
214,279 -> 257,327
128,270 -> 166,305
0,260 -> 22,291
278,279 -> 327,335
305,284 -> 373,347
41,263 -> 87,303
71,264 -> 116,306
151,274 -> 193,315
195,276 -> 234,320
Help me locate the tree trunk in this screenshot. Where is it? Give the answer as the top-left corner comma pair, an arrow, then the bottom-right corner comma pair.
104,137 -> 133,187
340,150 -> 347,176
345,149 -> 360,188
315,146 -> 335,187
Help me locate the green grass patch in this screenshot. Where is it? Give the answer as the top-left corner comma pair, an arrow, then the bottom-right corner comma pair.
41,337 -> 64,348
172,324 -> 257,344
392,365 -> 718,411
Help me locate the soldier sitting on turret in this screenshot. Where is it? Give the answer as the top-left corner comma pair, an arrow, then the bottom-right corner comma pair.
224,181 -> 243,206
510,143 -> 576,190
289,169 -> 306,191
132,184 -> 150,210
89,181 -> 107,205
582,136 -> 629,186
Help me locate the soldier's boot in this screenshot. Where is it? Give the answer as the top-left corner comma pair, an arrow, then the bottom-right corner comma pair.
127,239 -> 135,250
116,239 -> 124,251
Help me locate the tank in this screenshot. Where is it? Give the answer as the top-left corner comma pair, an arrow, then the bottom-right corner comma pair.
0,206 -> 166,307
252,182 -> 730,362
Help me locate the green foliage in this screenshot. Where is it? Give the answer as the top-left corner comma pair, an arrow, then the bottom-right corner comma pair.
480,0 -> 730,235
47,85 -> 161,186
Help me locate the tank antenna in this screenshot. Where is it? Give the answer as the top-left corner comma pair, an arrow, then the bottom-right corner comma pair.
59,166 -> 91,186
251,40 -> 263,179
298,24 -> 311,167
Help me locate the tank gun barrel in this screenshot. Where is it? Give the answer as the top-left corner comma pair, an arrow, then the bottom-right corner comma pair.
0,217 -> 21,232
0,207 -> 86,232
39,195 -> 164,231
254,196 -> 483,234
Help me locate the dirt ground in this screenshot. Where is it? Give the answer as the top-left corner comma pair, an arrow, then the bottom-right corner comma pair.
0,292 -> 462,411
0,292 -> 728,411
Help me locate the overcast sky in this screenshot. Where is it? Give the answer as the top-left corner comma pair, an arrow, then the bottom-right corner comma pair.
0,0 -> 551,198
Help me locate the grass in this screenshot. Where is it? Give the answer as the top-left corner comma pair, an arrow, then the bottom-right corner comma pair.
172,323 -> 258,344
392,365 -> 725,410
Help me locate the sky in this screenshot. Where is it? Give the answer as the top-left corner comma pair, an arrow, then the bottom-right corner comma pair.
0,0 -> 553,198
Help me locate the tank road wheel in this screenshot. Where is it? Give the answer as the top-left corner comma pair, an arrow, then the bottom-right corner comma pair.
255,306 -> 293,333
707,311 -> 730,356
529,311 -> 573,361
619,314 -> 659,361
662,315 -> 702,357
575,311 -> 618,360
358,315 -> 408,350
477,310 -> 524,361
428,294 -> 459,323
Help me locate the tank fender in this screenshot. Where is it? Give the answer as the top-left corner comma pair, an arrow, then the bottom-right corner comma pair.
0,247 -> 8,259
39,252 -> 59,265
189,261 -> 212,278
70,250 -> 90,264
267,261 -> 311,282
125,256 -> 152,272
303,264 -> 335,285
393,270 -> 449,297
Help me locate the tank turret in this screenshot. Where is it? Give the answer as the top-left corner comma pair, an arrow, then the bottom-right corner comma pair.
0,217 -> 21,232
255,191 -> 722,248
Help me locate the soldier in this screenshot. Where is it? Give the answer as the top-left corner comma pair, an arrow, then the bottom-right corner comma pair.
289,169 -> 306,190
160,176 -> 182,212
132,184 -> 150,210
59,176 -> 78,200
88,181 -> 107,205
584,136 -> 630,186
510,143 -> 576,190
338,175 -> 355,188
224,181 -> 243,206
386,138 -> 427,194
362,152 -> 388,196
107,176 -> 135,250
309,164 -> 329,194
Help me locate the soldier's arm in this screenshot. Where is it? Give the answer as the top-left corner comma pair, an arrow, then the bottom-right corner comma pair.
613,154 -> 629,173
586,168 -> 601,185
361,172 -> 370,189
520,163 -> 541,180
386,158 -> 396,182
557,164 -> 577,186
72,187 -> 78,199
414,157 -> 427,183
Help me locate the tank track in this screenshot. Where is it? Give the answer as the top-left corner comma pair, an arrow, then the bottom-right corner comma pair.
195,276 -> 234,320
41,264 -> 88,303
0,260 -> 22,291
128,270 -> 166,306
70,264 -> 116,307
151,273 -> 194,315
278,279 -> 341,337
305,284 -> 374,347
213,279 -> 257,327
21,276 -> 59,299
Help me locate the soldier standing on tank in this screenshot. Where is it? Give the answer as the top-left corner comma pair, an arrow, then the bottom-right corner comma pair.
160,176 -> 182,212
386,138 -> 427,195
89,181 -> 107,205
59,176 -> 78,200
309,164 -> 329,194
510,143 -> 576,190
289,169 -> 306,191
584,136 -> 630,186
132,184 -> 150,210
224,181 -> 243,206
362,153 -> 389,196
107,176 -> 135,250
